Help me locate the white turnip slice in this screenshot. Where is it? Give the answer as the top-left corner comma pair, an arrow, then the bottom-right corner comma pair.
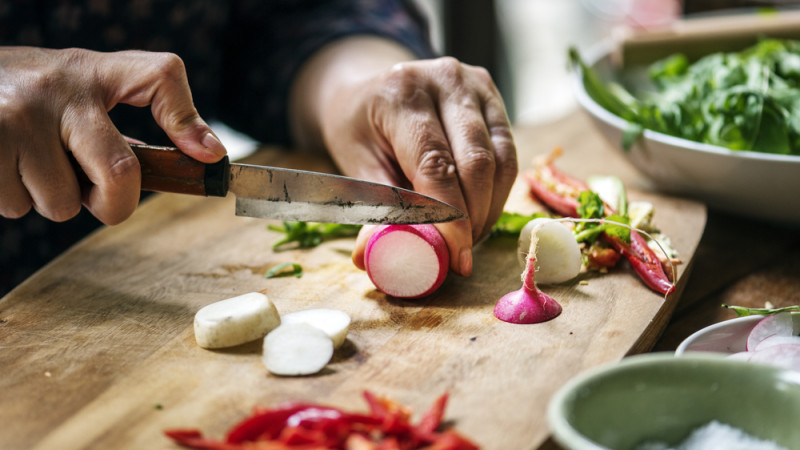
495,220 -> 564,324
364,224 -> 449,299
748,343 -> 800,371
517,218 -> 582,284
262,323 -> 334,376
746,312 -> 795,351
194,292 -> 281,349
280,308 -> 351,349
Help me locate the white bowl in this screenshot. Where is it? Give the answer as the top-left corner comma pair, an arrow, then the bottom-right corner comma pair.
573,42 -> 800,226
675,313 -> 800,355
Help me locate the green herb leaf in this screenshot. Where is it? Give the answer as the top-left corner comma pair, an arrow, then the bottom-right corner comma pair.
490,211 -> 550,237
265,262 -> 304,279
572,39 -> 800,155
270,221 -> 361,250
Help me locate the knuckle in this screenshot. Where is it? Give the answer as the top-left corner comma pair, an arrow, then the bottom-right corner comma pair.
460,146 -> 496,177
106,152 -> 140,183
0,202 -> 32,219
150,52 -> 187,79
417,147 -> 457,182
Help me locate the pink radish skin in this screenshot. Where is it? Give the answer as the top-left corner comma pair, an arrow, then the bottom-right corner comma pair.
364,224 -> 449,299
494,231 -> 562,324
746,312 -> 795,351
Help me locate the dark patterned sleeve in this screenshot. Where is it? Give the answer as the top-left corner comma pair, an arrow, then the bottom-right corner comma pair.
217,0 -> 436,147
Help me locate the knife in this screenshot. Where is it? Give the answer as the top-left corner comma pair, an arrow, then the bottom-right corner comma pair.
130,144 -> 466,225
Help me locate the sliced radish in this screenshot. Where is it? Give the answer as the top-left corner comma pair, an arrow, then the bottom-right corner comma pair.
262,323 -> 334,376
517,218 -> 581,284
280,308 -> 351,349
746,312 -> 795,351
194,292 -> 281,349
749,344 -> 800,371
755,335 -> 800,351
364,224 -> 449,299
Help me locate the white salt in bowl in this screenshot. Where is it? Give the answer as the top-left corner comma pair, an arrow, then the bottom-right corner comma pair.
547,353 -> 800,450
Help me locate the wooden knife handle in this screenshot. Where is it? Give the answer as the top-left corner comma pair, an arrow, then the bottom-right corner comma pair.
130,144 -> 229,197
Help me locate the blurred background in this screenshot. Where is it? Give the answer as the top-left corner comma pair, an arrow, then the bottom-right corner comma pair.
414,0 -> 800,126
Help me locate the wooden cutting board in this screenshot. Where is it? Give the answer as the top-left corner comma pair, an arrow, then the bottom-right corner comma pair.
0,114 -> 706,450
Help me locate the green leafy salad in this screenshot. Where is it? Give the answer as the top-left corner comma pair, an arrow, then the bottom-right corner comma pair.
571,38 -> 800,155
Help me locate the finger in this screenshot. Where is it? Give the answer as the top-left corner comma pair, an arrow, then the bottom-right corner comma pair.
16,137 -> 82,222
437,87 -> 496,243
351,225 -> 377,271
62,106 -> 141,225
386,100 -> 474,277
479,94 -> 518,239
100,51 -> 226,163
0,150 -> 33,219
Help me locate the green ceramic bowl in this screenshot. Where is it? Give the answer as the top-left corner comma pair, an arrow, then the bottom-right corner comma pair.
547,353 -> 800,450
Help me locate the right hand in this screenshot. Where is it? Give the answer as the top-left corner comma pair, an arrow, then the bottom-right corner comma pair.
0,47 -> 226,225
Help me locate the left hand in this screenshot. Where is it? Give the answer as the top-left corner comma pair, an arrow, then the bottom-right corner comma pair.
290,38 -> 518,277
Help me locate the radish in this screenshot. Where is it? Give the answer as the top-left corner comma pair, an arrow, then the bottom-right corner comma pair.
495,221 -> 563,324
262,323 -> 334,376
280,308 -> 351,349
746,312 -> 794,351
517,218 -> 582,284
754,335 -> 800,352
194,292 -> 281,349
364,224 -> 449,299
748,344 -> 800,371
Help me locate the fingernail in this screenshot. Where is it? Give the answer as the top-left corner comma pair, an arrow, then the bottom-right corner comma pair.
201,132 -> 225,156
459,247 -> 473,277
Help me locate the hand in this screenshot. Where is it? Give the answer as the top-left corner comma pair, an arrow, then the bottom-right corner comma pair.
0,47 -> 226,225
291,37 -> 518,277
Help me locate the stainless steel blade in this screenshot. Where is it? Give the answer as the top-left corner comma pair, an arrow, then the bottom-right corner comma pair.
228,164 -> 466,224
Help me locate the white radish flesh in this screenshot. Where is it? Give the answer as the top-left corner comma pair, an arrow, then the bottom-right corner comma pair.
748,344 -> 800,371
517,218 -> 581,284
280,308 -> 351,349
262,323 -> 334,376
755,335 -> 800,351
194,292 -> 281,349
364,224 -> 449,299
746,312 -> 795,351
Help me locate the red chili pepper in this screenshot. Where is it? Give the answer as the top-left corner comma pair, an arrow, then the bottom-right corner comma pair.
165,391 -> 479,450
604,231 -> 675,295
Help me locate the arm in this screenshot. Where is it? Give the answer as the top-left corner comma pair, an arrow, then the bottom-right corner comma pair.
288,36 -> 518,277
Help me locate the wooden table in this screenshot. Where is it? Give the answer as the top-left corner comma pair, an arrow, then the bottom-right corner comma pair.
2,110 -> 798,450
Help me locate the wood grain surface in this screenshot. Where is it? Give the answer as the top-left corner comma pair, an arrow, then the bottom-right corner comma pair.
0,112 -> 707,450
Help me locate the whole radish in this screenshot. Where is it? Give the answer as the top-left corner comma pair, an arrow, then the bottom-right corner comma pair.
364,224 -> 449,299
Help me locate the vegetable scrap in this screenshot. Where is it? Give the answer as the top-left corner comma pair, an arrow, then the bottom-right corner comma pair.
571,39 -> 800,155
265,263 -> 304,279
524,148 -> 678,296
164,391 -> 479,450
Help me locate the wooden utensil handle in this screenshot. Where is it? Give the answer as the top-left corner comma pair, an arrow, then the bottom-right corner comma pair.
130,144 -> 229,197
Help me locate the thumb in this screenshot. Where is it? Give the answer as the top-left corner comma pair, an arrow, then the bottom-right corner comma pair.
100,50 -> 226,163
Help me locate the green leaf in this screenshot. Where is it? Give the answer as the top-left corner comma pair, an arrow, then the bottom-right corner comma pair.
265,262 -> 304,279
490,211 -> 550,237
270,221 -> 361,250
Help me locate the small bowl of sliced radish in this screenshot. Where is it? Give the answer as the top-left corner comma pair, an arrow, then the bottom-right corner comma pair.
675,312 -> 800,372
548,353 -> 800,450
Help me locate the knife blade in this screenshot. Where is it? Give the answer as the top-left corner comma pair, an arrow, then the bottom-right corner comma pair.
130,144 -> 466,225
